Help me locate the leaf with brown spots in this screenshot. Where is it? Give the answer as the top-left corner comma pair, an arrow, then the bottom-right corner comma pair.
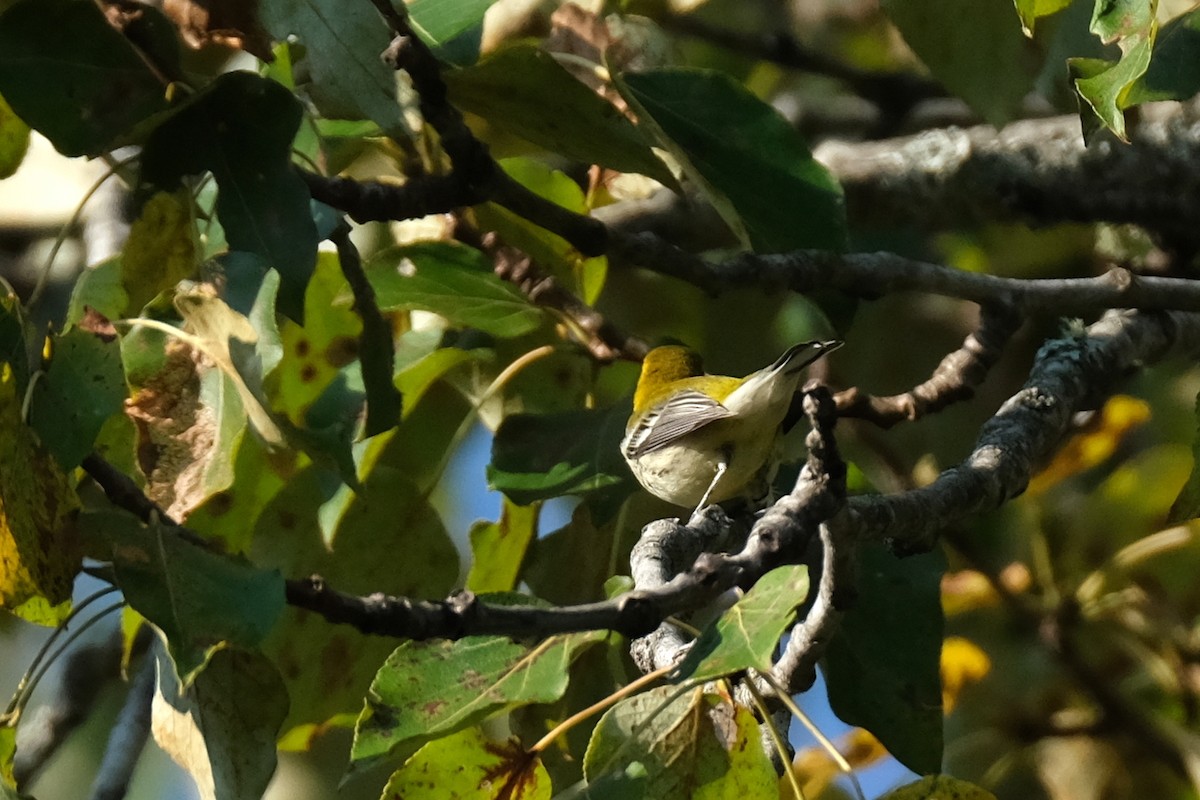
352,626 -> 605,773
583,687 -> 777,799
381,727 -> 550,800
0,364 -> 81,626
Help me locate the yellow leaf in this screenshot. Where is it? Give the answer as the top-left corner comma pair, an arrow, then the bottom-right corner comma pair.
1028,395 -> 1151,495
122,189 -> 196,313
787,728 -> 888,798
0,364 -> 81,625
941,636 -> 991,713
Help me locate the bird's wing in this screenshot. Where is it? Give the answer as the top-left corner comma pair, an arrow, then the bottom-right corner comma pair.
622,389 -> 735,458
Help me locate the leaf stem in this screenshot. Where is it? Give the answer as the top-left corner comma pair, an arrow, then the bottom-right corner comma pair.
528,662 -> 672,754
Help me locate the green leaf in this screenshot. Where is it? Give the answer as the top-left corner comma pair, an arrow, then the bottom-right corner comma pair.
0,290 -> 33,391
523,505 -> 620,605
0,0 -> 175,156
259,0 -> 408,137
352,630 -> 603,770
264,252 -> 362,426
140,72 -> 318,322
187,433 -> 295,553
121,190 -> 198,315
822,543 -> 945,774
85,510 -> 286,685
194,368 -> 250,509
488,403 -> 635,506
394,340 -> 487,415
674,564 -> 809,682
882,0 -> 1033,127
66,257 -> 127,326
0,366 -> 80,626
1127,8 -> 1200,105
382,727 -> 551,800
0,91 -> 28,178
0,726 -> 15,791
151,647 -> 289,800
1014,0 -> 1074,34
408,0 -> 495,46
475,157 -> 608,304
466,498 -> 539,593
1169,389 -> 1200,523
616,68 -> 846,253
1069,0 -> 1157,141
252,457 -> 459,739
367,241 -> 544,337
583,687 -> 777,800
28,327 -> 126,470
445,45 -> 674,184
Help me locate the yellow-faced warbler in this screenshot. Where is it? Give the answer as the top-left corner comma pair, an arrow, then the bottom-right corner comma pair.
622,340 -> 843,513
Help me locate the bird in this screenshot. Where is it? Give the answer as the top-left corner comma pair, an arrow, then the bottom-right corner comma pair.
621,339 -> 842,515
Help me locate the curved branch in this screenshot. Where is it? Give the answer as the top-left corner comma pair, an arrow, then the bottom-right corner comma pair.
835,302 -> 1021,426
850,309 -> 1200,553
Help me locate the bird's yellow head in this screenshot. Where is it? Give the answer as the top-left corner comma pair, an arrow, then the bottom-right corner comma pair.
632,345 -> 705,415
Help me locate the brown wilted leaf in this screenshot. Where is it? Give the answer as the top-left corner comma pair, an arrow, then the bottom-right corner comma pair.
162,0 -> 273,61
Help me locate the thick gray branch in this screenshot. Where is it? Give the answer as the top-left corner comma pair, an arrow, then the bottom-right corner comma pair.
850,309 -> 1200,552
814,102 -> 1200,242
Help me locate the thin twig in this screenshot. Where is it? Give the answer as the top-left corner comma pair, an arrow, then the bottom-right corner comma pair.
330,223 -> 402,435
835,303 -> 1021,427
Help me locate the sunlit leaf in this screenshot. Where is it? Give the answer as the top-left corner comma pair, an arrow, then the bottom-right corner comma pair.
382,727 -> 550,800
122,190 -> 197,314
475,157 -> 608,304
466,498 -> 539,593
408,0 -> 494,46
367,241 -> 545,337
151,647 -> 288,800
66,257 -> 127,327
1029,394 -> 1151,495
940,636 -> 991,713
0,90 -> 28,178
352,627 -> 604,771
1014,0 -> 1073,35
1069,0 -> 1158,141
616,68 -> 846,253
583,686 -> 777,799
675,564 -> 809,682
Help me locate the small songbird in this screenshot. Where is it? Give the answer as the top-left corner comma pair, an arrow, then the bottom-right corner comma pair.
621,340 -> 842,514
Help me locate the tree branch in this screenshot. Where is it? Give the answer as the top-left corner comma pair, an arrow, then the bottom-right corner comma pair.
849,309 -> 1200,554
835,302 -> 1021,427
814,102 -> 1200,245
486,234 -> 649,363
608,232 -> 1200,314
